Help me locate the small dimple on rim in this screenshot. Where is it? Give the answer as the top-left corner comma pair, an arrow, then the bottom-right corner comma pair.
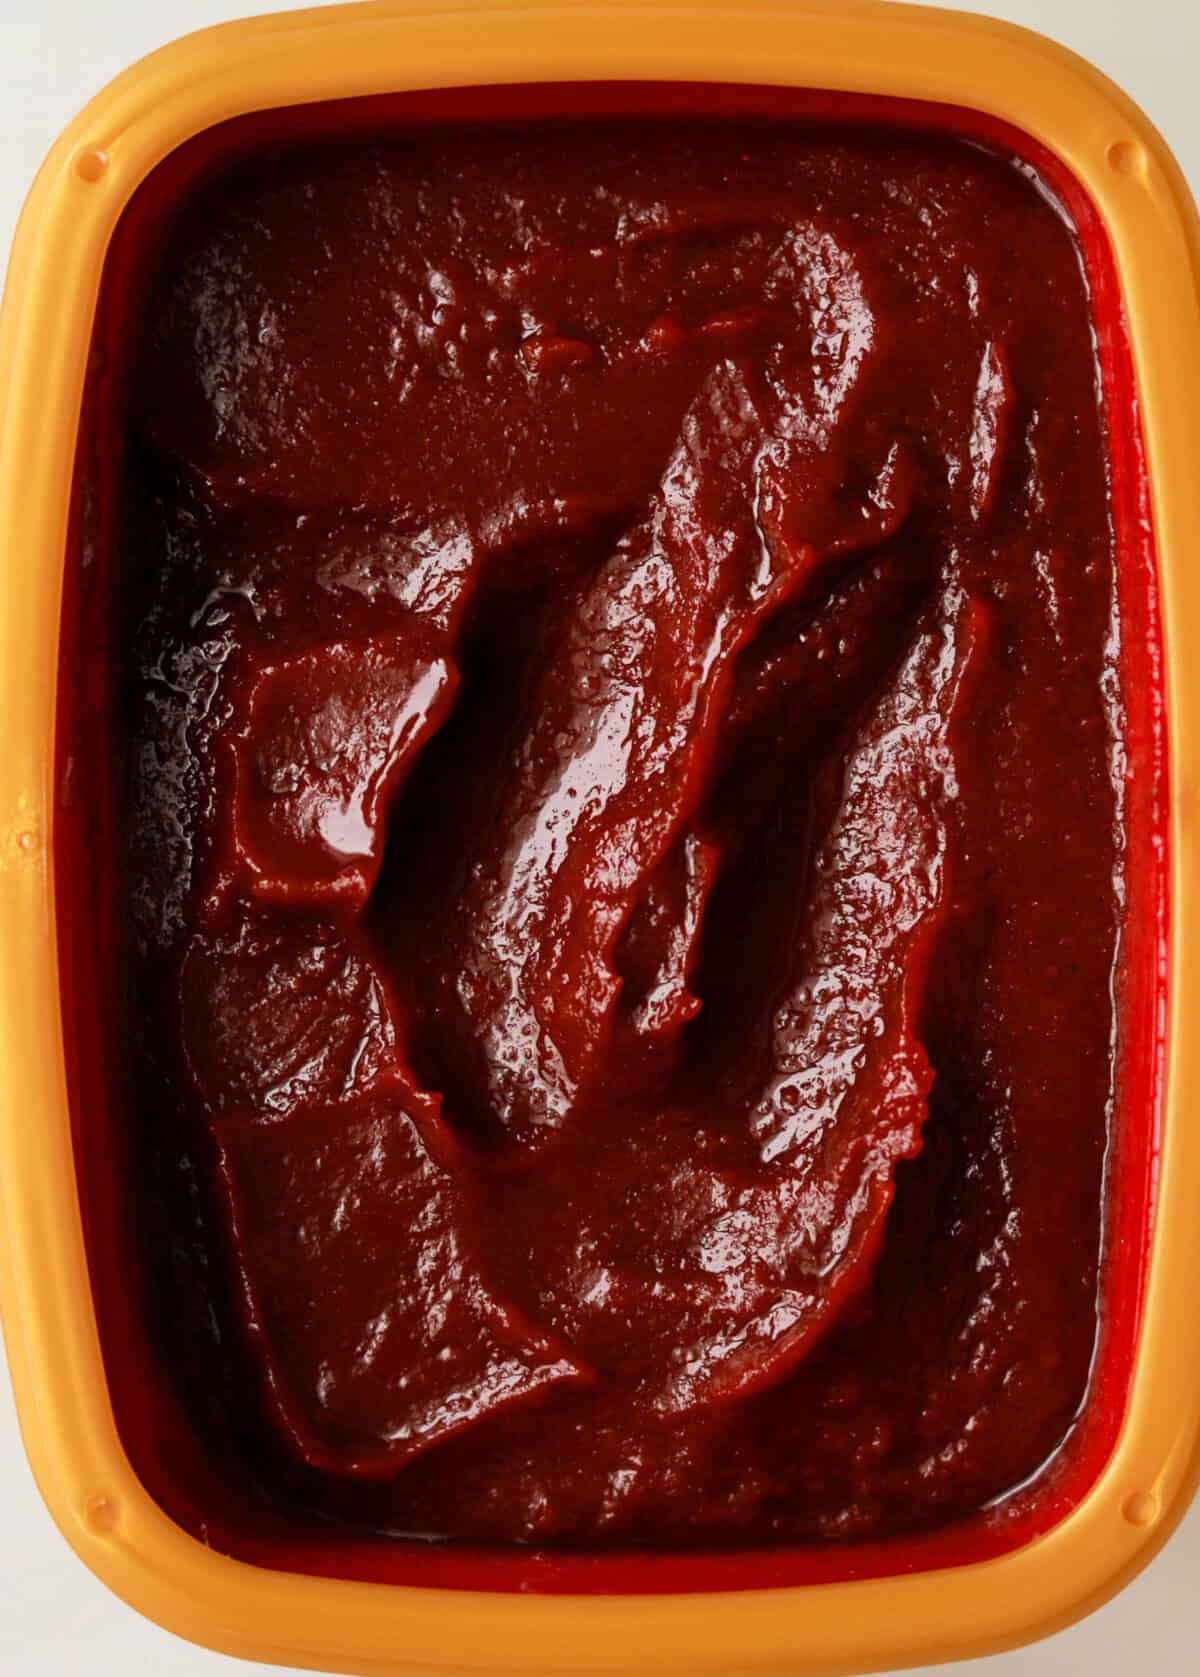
1106,140 -> 1146,180
1122,1489 -> 1159,1528
83,1493 -> 119,1534
73,147 -> 109,184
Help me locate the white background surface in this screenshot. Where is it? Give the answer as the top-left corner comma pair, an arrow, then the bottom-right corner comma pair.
1,1 -> 1197,1672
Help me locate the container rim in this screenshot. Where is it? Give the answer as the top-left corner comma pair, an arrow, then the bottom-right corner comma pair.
2,4 -> 1199,1674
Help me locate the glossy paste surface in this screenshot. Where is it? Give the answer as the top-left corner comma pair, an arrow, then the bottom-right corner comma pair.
115,117 -> 1125,1553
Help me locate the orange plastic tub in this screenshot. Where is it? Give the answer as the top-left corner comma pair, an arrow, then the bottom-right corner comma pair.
2,3 -> 1199,1672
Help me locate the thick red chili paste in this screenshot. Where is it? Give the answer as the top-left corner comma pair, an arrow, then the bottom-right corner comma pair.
116,117 -> 1128,1552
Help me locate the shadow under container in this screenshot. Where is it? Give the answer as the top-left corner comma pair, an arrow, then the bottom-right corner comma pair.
1,2 -> 1199,1673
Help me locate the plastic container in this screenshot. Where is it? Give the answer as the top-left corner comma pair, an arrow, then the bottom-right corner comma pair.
1,3 -> 1199,1672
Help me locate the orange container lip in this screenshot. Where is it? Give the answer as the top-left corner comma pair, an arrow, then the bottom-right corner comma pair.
2,3 -> 1199,1672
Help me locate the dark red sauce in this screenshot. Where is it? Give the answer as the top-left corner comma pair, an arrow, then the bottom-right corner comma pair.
61,95 -> 1165,1587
